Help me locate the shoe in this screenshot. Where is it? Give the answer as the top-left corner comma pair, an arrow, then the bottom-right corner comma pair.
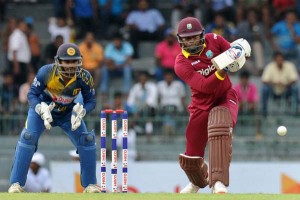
212,181 -> 228,194
180,182 -> 200,193
8,182 -> 25,193
83,184 -> 101,193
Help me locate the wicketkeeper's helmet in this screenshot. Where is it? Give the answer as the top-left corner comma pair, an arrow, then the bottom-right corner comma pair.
55,43 -> 82,78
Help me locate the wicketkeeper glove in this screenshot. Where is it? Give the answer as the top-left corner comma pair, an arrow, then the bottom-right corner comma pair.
71,103 -> 86,131
35,102 -> 55,130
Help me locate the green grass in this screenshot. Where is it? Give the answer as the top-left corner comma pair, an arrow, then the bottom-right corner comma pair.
1,193 -> 300,200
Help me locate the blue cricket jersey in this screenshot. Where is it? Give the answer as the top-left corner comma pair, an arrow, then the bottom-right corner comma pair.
27,64 -> 96,118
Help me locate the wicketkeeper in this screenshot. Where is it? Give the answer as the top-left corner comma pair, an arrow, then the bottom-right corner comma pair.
174,17 -> 251,194
8,43 -> 100,193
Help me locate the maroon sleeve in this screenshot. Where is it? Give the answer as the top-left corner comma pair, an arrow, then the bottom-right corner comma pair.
175,54 -> 231,94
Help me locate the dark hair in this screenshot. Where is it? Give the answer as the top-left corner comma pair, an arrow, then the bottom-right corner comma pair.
239,70 -> 250,78
273,51 -> 283,58
112,32 -> 123,40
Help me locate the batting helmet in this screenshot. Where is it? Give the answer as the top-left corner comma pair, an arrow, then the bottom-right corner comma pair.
177,17 -> 205,54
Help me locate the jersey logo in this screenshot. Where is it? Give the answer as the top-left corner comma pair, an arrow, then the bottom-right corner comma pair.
67,47 -> 75,56
73,88 -> 81,95
206,50 -> 213,58
32,77 -> 40,87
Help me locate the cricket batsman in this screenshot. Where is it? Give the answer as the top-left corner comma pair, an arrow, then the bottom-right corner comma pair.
174,17 -> 251,193
8,43 -> 100,193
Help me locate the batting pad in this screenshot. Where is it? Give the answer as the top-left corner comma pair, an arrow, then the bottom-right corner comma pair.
208,106 -> 233,187
179,154 -> 209,188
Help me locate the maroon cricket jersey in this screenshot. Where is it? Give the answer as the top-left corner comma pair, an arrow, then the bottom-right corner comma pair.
175,33 -> 233,111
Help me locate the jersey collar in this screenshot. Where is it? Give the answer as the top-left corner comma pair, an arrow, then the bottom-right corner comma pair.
182,43 -> 206,58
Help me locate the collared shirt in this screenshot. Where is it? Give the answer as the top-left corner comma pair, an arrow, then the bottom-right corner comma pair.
104,42 -> 133,65
233,82 -> 259,103
8,29 -> 31,63
79,42 -> 103,70
126,9 -> 165,33
261,61 -> 299,95
155,40 -> 181,68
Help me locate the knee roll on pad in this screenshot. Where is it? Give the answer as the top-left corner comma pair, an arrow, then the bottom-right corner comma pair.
179,154 -> 208,188
208,106 -> 233,187
78,130 -> 95,146
20,128 -> 37,145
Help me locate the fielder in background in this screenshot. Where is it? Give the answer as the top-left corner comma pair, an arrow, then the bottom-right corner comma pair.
174,17 -> 251,194
8,43 -> 99,193
23,152 -> 52,192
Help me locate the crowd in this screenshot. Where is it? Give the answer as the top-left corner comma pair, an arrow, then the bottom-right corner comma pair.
1,0 -> 300,138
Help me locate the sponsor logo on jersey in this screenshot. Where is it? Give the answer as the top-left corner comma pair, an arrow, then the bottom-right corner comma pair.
52,95 -> 74,104
206,50 -> 213,58
197,65 -> 216,76
191,60 -> 200,66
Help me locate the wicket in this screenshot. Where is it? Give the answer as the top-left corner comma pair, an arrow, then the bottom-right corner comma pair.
100,109 -> 128,193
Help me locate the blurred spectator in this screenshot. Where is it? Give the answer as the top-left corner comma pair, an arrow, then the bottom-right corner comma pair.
270,10 -> 300,69
100,32 -> 134,96
18,71 -> 36,113
170,0 -> 202,30
261,51 -> 299,116
126,71 -> 158,141
0,71 -> 19,135
43,35 -> 64,64
205,0 -> 235,24
7,19 -> 31,87
27,23 -> 41,72
206,12 -> 236,41
0,0 -> 6,22
157,70 -> 186,142
235,8 -> 265,75
24,152 -> 52,193
97,0 -> 127,39
272,0 -> 296,21
154,28 -> 181,81
78,32 -> 103,91
53,0 -> 67,17
0,70 -> 19,114
102,91 -> 126,110
125,0 -> 165,58
233,70 -> 261,139
48,16 -> 71,44
1,17 -> 17,68
66,0 -> 98,40
233,70 -> 259,115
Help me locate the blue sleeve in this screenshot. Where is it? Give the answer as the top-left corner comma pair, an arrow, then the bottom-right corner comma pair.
27,65 -> 49,109
124,42 -> 134,56
80,70 -> 96,114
